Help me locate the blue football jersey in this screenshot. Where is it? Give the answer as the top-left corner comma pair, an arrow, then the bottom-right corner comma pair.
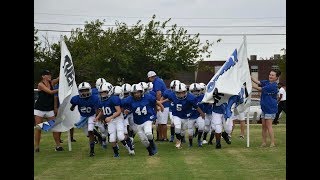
190,94 -> 204,119
148,90 -> 156,97
70,95 -> 100,117
122,93 -> 157,125
167,92 -> 199,119
91,88 -> 99,98
163,89 -> 175,112
212,103 -> 226,114
201,102 -> 213,115
98,95 -> 122,118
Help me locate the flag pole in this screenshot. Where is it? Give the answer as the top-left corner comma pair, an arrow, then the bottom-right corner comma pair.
244,35 -> 250,148
246,111 -> 250,147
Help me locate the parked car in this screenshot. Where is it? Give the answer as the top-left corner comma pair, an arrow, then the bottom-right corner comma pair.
248,98 -> 262,121
248,98 -> 282,122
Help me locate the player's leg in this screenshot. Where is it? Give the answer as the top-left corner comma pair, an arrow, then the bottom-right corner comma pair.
212,112 -> 223,149
222,118 -> 232,144
173,116 -> 182,148
107,119 -> 119,157
87,115 -> 96,156
169,112 -> 175,142
196,116 -> 205,147
187,119 -> 196,147
203,114 -> 212,144
144,120 -> 157,154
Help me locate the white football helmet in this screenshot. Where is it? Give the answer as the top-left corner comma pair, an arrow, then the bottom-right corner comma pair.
98,82 -> 113,101
121,83 -> 132,98
170,80 -> 181,90
113,86 -> 123,96
174,83 -> 187,100
96,78 -> 107,89
189,83 -> 201,96
131,84 -> 143,93
139,82 -> 148,92
147,82 -> 153,91
131,84 -> 143,100
199,82 -> 206,94
78,82 -> 92,98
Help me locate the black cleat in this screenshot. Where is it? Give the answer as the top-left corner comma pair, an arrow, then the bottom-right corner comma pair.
208,141 -> 213,145
89,152 -> 95,157
216,143 -> 221,149
55,146 -> 64,151
71,138 -> 77,142
222,132 -> 231,144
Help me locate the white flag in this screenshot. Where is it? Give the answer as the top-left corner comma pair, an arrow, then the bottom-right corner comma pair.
201,36 -> 251,118
50,40 -> 80,132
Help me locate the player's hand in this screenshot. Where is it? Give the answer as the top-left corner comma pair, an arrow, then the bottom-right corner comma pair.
160,105 -> 164,112
201,113 -> 205,120
70,107 -> 75,111
124,109 -> 130,115
105,117 -> 112,123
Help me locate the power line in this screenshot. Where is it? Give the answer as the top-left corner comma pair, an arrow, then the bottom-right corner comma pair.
35,13 -> 285,20
34,22 -> 286,28
37,29 -> 286,36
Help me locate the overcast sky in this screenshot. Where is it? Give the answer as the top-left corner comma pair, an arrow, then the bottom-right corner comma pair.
34,0 -> 286,61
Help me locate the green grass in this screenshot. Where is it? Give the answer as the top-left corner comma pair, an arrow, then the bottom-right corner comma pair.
34,116 -> 286,180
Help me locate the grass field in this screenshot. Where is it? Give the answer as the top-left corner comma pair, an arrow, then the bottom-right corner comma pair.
34,115 -> 286,180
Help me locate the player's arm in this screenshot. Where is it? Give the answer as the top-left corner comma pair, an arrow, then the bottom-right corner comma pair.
105,106 -> 121,123
156,100 -> 164,112
156,90 -> 162,101
159,97 -> 170,104
70,104 -> 76,111
38,82 -> 58,95
95,110 -> 103,122
196,107 -> 205,119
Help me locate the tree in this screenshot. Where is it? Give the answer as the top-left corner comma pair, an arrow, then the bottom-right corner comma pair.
278,48 -> 286,82
34,15 -> 214,85
34,27 -> 42,61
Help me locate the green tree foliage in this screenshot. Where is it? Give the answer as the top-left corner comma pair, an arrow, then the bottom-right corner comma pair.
278,48 -> 286,81
34,15 -> 214,85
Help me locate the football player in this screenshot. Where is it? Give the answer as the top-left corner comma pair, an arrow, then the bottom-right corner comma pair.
122,84 -> 164,156
70,82 -> 100,157
95,82 -> 134,157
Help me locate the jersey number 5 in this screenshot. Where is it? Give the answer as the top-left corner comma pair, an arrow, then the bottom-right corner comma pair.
176,104 -> 182,111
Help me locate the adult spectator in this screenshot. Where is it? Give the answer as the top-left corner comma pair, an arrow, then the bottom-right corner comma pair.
34,70 -> 63,152
251,70 -> 280,147
273,83 -> 286,125
147,71 -> 170,141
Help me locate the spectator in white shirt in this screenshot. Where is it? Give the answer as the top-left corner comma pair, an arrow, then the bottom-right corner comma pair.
273,83 -> 286,125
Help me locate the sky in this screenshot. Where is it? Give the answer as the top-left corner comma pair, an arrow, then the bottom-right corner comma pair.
34,0 -> 286,61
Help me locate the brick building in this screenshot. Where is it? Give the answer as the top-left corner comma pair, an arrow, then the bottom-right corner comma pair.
164,55 -> 286,90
